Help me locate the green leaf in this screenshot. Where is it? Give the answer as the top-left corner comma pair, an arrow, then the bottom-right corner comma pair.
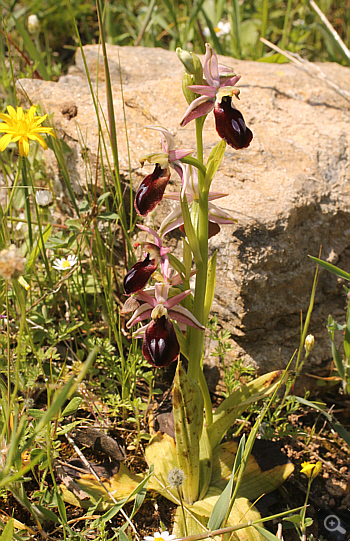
204,140 -> 227,190
253,525 -> 281,541
97,192 -> 111,206
309,256 -> 350,281
208,435 -> 246,530
293,397 -> 331,420
198,425 -> 212,500
173,363 -> 204,504
0,519 -> 14,541
283,514 -> 302,524
209,371 -> 286,449
56,492 -> 67,523
332,420 -> 350,446
145,433 -> 178,503
331,339 -> 345,380
210,440 -> 294,501
36,505 -> 61,524
62,397 -> 82,417
204,251 -> 217,323
98,212 -> 120,221
173,322 -> 189,359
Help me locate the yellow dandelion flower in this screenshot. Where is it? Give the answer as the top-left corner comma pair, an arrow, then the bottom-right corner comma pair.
0,105 -> 55,157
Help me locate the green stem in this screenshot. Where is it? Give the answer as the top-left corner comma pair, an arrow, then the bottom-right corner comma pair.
300,477 -> 312,535
5,156 -> 22,215
188,116 -> 208,383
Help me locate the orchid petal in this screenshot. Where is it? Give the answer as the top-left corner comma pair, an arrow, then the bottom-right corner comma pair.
136,289 -> 158,307
180,96 -> 215,127
221,75 -> 241,88
168,148 -> 193,162
203,43 -> 220,88
168,305 -> 205,330
132,323 -> 149,339
137,224 -> 163,247
160,217 -> 185,237
208,202 -> 238,223
126,305 -> 153,328
186,85 -> 217,97
171,269 -> 197,286
135,164 -> 171,216
164,289 -> 191,309
147,126 -> 176,151
154,282 -> 170,304
143,317 -> 180,367
172,161 -> 185,180
207,192 -> 229,201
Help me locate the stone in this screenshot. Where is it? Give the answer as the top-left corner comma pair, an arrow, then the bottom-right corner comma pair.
16,45 -> 350,384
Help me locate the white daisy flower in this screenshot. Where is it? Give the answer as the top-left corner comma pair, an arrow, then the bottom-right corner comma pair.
144,532 -> 176,541
52,255 -> 78,271
216,20 -> 231,36
35,190 -> 52,207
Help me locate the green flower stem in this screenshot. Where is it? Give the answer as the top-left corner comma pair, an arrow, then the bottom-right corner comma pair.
188,116 -> 208,383
5,156 -> 22,215
181,156 -> 207,178
300,477 -> 312,536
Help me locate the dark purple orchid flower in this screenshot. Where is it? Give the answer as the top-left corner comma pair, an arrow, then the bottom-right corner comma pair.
123,253 -> 158,295
142,315 -> 180,367
126,283 -> 204,368
180,43 -> 253,150
135,164 -> 170,217
123,226 -> 171,295
214,97 -> 253,150
135,127 -> 193,216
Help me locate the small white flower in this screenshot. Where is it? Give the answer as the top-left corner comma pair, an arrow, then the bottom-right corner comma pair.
35,190 -> 52,207
144,532 -> 176,541
52,255 -> 78,271
28,14 -> 40,34
216,20 -> 231,36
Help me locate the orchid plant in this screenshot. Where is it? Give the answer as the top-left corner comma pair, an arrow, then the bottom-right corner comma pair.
62,44 -> 293,540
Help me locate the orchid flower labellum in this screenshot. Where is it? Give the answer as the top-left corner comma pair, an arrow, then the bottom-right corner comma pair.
180,43 -> 253,150
135,127 -> 193,216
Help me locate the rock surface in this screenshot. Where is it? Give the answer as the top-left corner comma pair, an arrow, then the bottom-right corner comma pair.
17,45 -> 350,385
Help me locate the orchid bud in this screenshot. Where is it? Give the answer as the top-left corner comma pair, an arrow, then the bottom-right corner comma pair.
305,334 -> 315,353
176,48 -> 196,74
28,14 -> 40,34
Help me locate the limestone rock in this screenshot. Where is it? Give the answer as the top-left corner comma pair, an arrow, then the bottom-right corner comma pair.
17,45 -> 350,383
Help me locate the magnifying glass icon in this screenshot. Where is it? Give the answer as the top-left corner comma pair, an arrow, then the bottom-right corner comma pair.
324,514 -> 347,535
